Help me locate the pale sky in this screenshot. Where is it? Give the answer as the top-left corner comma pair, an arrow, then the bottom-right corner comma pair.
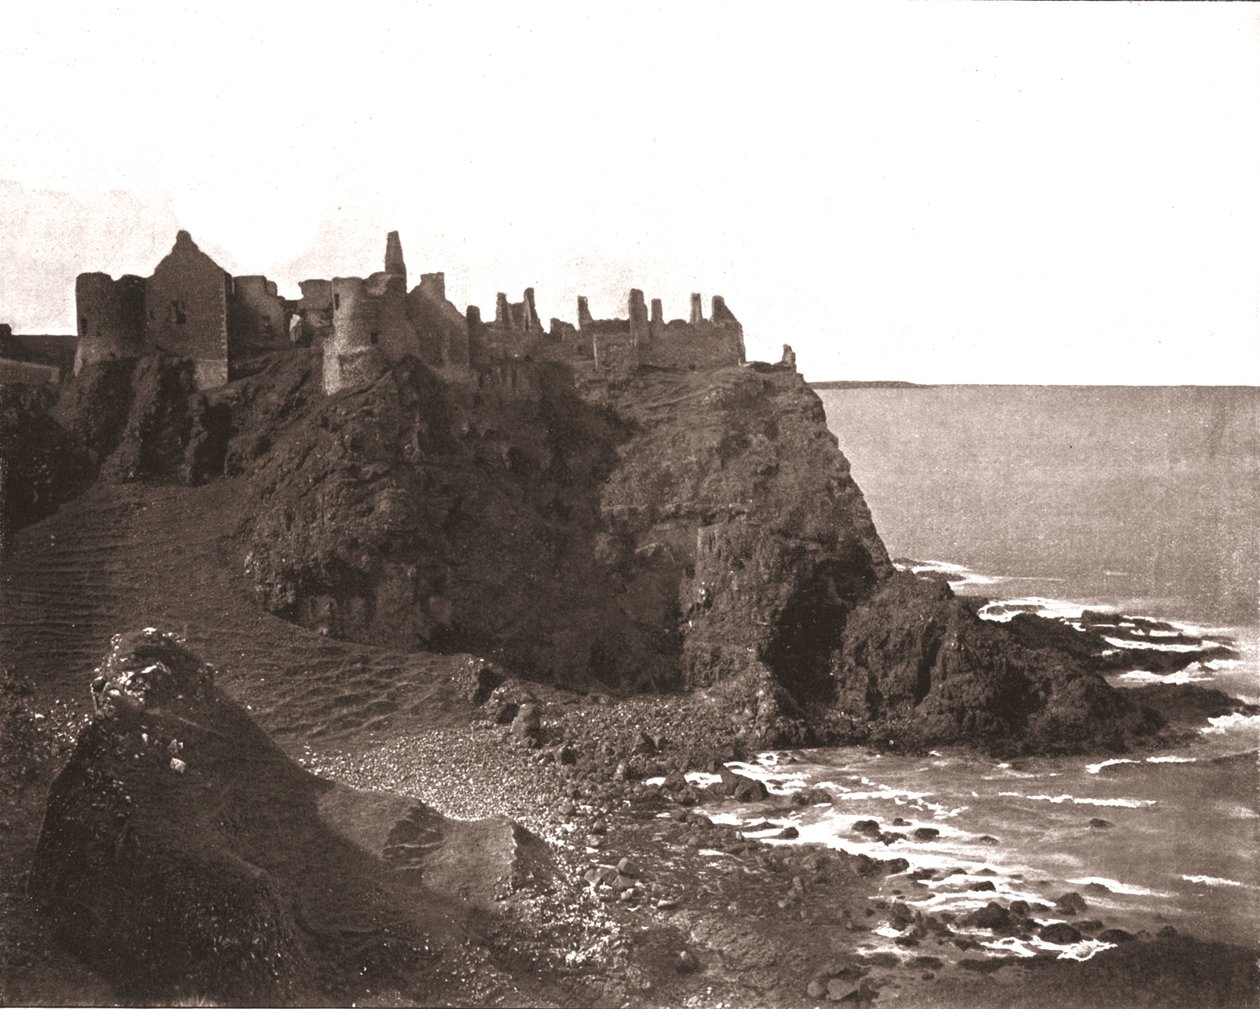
1,1 -> 1257,383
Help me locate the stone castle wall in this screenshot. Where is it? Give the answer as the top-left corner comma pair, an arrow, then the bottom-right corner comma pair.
297,280 -> 335,350
322,273 -> 420,393
406,272 -> 471,372
0,358 -> 60,385
638,318 -> 744,371
578,291 -> 745,374
229,276 -> 288,354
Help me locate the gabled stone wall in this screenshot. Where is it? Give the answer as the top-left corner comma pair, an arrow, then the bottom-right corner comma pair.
144,231 -> 231,388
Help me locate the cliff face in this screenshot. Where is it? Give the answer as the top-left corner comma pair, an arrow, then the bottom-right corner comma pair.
591,365 -> 892,700
5,347 -> 1169,753
232,354 -> 1165,753
0,353 -> 228,537
239,358 -> 892,699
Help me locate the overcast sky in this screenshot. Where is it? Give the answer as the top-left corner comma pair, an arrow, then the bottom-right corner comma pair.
1,2 -> 1257,383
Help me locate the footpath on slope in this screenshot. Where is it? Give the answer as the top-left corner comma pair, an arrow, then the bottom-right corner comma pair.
0,478 -> 480,749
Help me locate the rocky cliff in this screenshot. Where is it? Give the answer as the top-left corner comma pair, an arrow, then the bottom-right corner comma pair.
0,352 -> 228,537
239,357 -> 892,701
2,347 -> 1185,754
228,351 -> 1174,752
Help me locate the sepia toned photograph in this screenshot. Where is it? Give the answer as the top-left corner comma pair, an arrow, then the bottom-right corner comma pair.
1,3 -> 1257,1007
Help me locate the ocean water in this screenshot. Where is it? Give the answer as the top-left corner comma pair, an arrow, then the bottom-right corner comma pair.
819,385 -> 1259,631
669,386 -> 1260,964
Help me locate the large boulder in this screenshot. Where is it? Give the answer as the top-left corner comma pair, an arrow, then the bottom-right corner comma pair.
29,630 -> 556,1005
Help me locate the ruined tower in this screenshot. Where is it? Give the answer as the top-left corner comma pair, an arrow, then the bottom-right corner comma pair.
73,272 -> 146,373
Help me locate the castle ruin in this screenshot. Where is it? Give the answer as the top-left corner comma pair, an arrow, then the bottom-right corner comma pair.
57,229 -> 763,398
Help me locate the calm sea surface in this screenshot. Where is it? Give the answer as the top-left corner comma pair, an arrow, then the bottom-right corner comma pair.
818,385 -> 1259,630
688,386 -> 1260,960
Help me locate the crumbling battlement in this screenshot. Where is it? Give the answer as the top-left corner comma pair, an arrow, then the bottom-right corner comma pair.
229,275 -> 287,354
569,289 -> 745,375
406,272 -> 471,373
64,228 -> 752,399
460,285 -> 745,377
467,287 -> 556,367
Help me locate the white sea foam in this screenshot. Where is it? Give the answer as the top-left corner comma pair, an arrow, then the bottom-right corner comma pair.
996,791 -> 1156,809
1181,874 -> 1248,888
1201,713 -> 1260,736
979,596 -> 1114,623
1113,668 -> 1214,685
900,559 -> 1002,588
913,878 -> 1048,908
1085,758 -> 1138,775
642,771 -> 722,788
980,937 -> 1038,959
980,935 -> 1115,962
1067,876 -> 1171,898
1103,636 -> 1219,653
822,777 -> 965,817
1145,755 -> 1197,765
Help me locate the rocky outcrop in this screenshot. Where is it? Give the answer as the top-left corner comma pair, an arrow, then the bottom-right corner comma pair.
1,353 -> 230,539
232,352 -> 1178,753
830,573 -> 1163,754
29,630 -> 557,1005
595,364 -> 892,701
238,357 -> 891,700
6,345 -> 1208,754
